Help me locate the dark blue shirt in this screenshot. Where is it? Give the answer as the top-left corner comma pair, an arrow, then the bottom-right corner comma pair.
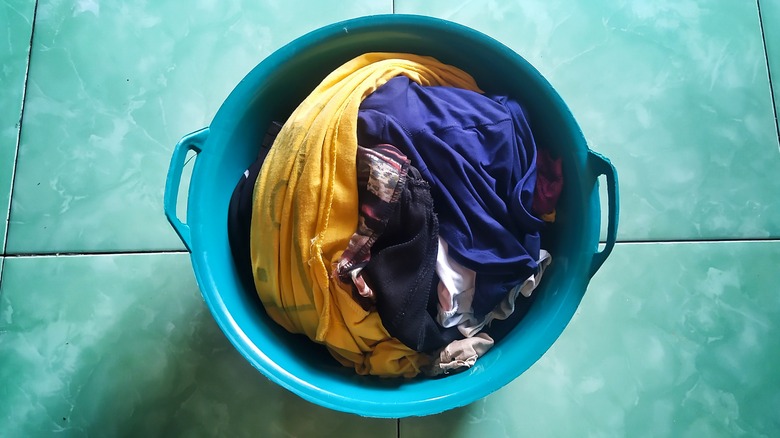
357,76 -> 543,317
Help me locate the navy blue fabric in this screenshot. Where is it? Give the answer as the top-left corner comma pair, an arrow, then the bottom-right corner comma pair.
357,76 -> 543,317
228,122 -> 282,292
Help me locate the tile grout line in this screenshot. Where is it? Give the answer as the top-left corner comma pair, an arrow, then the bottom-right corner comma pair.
1,0 -> 40,292
4,238 -> 780,259
600,238 -> 780,245
2,0 -> 40,258
757,0 -> 780,143
597,238 -> 780,245
4,250 -> 190,258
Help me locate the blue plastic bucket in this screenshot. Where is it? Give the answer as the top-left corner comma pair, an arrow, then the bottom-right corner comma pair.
164,14 -> 618,418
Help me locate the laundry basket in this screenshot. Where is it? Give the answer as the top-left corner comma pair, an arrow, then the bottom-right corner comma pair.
164,14 -> 618,418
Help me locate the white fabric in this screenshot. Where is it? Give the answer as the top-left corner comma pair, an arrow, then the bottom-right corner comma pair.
435,238 -> 477,328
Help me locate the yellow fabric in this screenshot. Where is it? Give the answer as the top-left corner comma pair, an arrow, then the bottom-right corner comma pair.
541,210 -> 556,222
250,53 -> 481,377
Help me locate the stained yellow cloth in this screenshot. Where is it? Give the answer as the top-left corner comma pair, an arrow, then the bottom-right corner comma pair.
250,53 -> 481,377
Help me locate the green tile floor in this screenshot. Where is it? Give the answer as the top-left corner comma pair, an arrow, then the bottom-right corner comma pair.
762,0 -> 780,137
1,0 -> 778,436
0,0 -> 35,251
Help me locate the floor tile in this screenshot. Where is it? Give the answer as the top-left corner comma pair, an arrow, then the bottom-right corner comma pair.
400,241 -> 780,437
6,0 -> 391,254
0,0 -> 35,251
760,0 -> 780,136
397,0 -> 780,240
0,253 -> 395,437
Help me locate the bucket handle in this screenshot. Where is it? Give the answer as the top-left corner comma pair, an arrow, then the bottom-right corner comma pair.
588,150 -> 619,278
164,128 -> 210,252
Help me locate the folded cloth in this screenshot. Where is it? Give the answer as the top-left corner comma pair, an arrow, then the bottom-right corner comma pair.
357,76 -> 544,318
249,53 -> 481,377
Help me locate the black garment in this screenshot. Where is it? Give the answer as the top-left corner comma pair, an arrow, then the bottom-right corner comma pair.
362,167 -> 463,353
228,122 -> 283,291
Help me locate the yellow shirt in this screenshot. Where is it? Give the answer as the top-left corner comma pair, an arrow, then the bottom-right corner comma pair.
250,53 -> 481,377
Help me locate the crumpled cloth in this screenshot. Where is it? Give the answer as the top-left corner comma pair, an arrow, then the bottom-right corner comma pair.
452,250 -> 552,338
424,333 -> 495,376
249,52 -> 481,377
357,75 -> 544,318
361,167 -> 464,353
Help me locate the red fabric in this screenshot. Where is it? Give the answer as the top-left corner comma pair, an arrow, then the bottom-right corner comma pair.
532,149 -> 563,217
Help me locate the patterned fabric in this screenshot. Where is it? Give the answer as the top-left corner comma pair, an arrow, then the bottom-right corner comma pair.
334,144 -> 411,306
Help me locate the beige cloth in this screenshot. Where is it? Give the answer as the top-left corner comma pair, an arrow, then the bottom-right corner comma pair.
425,333 -> 495,376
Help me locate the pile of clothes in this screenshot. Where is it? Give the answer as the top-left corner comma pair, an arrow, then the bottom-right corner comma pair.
228,53 -> 563,378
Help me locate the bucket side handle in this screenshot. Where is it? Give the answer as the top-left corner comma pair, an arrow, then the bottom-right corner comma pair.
164,128 -> 210,252
588,150 -> 619,278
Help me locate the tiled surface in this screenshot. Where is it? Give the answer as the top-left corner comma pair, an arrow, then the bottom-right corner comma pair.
397,0 -> 780,241
3,244 -> 778,435
402,242 -> 780,437
6,0 -> 390,254
2,0 -> 780,436
0,254 -> 396,437
761,0 -> 780,136
0,0 -> 35,251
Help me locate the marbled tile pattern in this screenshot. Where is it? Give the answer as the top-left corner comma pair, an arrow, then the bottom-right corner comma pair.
401,242 -> 780,437
0,254 -> 395,437
0,0 -> 35,251
2,0 -> 780,436
761,0 -> 780,136
397,0 -> 780,241
6,0 -> 391,254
